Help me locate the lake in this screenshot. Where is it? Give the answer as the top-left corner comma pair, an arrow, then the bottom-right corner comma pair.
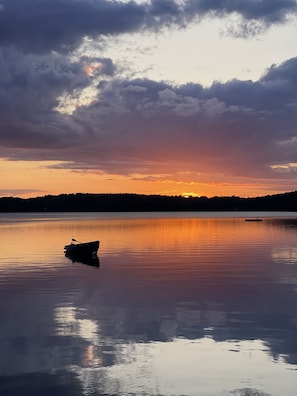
0,212 -> 297,396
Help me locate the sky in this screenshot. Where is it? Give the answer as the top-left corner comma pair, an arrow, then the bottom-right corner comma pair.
0,0 -> 297,198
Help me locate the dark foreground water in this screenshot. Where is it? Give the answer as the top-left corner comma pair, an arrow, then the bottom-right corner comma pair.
0,212 -> 297,396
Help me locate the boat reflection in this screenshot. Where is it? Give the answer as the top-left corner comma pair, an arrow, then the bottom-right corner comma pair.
65,251 -> 100,268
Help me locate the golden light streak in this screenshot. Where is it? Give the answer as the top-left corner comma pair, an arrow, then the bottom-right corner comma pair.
271,163 -> 297,172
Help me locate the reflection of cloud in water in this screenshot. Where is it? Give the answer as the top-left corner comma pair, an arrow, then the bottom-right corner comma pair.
54,305 -> 99,343
272,246 -> 297,265
75,338 -> 295,396
51,302 -> 297,395
54,305 -> 102,368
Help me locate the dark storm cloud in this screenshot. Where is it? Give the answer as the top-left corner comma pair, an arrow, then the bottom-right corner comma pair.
186,0 -> 297,23
78,61 -> 296,178
1,52 -> 296,185
0,0 -> 296,53
206,57 -> 297,110
0,0 -> 147,53
0,47 -> 115,150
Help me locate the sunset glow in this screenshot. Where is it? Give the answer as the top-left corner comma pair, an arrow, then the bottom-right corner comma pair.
1,1 -> 297,199
1,157 -> 295,199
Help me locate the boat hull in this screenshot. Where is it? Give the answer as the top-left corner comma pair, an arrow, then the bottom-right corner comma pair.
64,240 -> 100,257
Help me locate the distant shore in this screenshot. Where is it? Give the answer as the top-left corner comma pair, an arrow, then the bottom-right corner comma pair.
0,191 -> 297,212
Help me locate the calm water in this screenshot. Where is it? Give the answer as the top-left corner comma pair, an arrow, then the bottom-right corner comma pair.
0,212 -> 297,396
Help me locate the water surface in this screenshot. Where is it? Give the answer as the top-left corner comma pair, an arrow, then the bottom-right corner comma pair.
0,212 -> 297,395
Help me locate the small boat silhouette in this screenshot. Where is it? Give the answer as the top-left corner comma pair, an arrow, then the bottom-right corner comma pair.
64,239 -> 99,256
64,239 -> 100,267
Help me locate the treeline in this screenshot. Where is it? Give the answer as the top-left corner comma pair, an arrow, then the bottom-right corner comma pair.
0,191 -> 297,212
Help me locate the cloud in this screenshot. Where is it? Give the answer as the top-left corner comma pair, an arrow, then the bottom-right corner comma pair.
186,0 -> 297,23
0,1 -> 296,193
0,188 -> 45,197
0,0 -> 146,54
0,47 -> 115,148
0,0 -> 296,54
0,47 -> 296,186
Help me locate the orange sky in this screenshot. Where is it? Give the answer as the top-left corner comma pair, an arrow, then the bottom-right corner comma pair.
0,158 -> 294,199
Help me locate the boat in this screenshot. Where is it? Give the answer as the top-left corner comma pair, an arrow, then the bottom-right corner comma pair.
245,218 -> 262,222
64,239 -> 100,258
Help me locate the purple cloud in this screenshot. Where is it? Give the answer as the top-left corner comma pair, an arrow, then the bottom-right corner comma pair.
0,53 -> 296,186
0,0 -> 295,53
